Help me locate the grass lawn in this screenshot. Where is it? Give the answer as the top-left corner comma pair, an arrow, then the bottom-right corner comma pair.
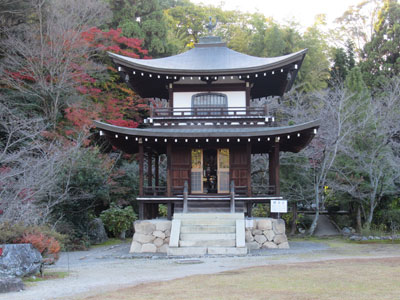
82,257 -> 400,300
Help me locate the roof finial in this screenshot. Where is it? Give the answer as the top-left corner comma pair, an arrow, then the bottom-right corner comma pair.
205,16 -> 218,35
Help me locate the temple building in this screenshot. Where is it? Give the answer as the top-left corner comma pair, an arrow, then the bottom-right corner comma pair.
94,34 -> 319,255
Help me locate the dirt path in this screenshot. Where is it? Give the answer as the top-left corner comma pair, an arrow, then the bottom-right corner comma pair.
2,240 -> 399,300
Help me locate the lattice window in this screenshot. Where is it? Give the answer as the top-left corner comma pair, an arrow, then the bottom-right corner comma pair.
191,93 -> 228,115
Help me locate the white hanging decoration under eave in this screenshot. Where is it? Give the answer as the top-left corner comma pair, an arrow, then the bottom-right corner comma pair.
99,130 -> 104,136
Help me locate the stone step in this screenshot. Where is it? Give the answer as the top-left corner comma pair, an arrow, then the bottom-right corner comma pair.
180,233 -> 236,241
175,208 -> 245,213
207,247 -> 248,255
180,225 -> 236,234
174,213 -> 244,219
167,247 -> 207,256
181,219 -> 236,226
180,239 -> 236,247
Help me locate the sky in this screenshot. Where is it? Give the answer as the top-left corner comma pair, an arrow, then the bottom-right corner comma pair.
190,0 -> 363,29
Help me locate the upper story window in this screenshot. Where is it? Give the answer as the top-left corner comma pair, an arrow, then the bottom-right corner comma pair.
191,93 -> 227,115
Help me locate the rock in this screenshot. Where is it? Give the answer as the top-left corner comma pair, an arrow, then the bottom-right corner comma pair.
246,241 -> 261,250
141,243 -> 157,253
165,237 -> 170,244
134,221 -> 156,235
0,277 -> 24,293
349,235 -> 361,241
133,233 -> 155,244
263,229 -> 275,242
155,221 -> 171,232
257,219 -> 272,230
88,218 -> 108,244
298,228 -> 306,234
245,230 -> 254,242
361,236 -> 368,241
153,231 -> 166,239
157,244 -> 169,253
262,241 -> 278,249
164,229 -> 171,237
341,227 -> 352,235
129,241 -> 142,253
272,219 -> 286,235
153,238 -> 164,247
278,242 -> 290,249
0,244 -> 42,278
252,229 -> 262,235
254,234 -> 267,244
273,234 -> 287,245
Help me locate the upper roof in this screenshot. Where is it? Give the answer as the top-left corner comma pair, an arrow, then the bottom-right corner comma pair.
109,36 -> 308,99
110,37 -> 308,75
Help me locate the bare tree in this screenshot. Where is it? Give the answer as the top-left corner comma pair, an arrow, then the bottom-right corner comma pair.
0,0 -> 111,127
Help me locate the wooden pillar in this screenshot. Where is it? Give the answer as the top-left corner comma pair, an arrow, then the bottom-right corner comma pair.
166,142 -> 172,197
147,152 -> 153,187
245,82 -> 251,112
169,83 -> 174,108
269,138 -> 280,196
246,142 -> 252,196
155,154 -> 159,188
138,140 -> 144,197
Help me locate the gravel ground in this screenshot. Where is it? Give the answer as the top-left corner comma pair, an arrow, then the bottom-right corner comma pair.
1,240 -> 399,300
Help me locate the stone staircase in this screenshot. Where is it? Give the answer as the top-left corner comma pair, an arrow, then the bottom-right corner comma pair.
167,213 -> 247,256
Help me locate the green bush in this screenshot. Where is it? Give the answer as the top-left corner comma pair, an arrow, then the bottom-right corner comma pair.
100,204 -> 137,238
252,204 -> 270,217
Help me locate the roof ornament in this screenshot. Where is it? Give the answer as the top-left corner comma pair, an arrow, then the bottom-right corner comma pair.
205,16 -> 218,34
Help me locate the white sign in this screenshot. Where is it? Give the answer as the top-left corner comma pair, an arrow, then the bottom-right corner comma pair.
271,200 -> 288,213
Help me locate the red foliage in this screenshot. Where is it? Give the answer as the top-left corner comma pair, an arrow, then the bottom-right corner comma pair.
107,119 -> 138,128
18,232 -> 61,263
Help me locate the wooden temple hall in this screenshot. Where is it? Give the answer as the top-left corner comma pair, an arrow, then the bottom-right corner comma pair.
95,35 -> 319,221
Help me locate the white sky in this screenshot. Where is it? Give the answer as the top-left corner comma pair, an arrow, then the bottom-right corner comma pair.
190,0 -> 363,29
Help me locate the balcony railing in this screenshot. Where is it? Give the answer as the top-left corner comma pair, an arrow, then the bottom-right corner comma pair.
150,106 -> 270,118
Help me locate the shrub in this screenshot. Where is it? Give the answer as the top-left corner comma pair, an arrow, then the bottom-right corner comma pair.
18,232 -> 61,264
100,204 -> 137,238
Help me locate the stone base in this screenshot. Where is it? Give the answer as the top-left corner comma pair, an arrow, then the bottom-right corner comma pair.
131,220 -> 171,253
245,218 -> 289,249
0,277 -> 24,293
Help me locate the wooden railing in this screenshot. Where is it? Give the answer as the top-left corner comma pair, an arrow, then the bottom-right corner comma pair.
150,106 -> 270,118
143,186 -> 167,196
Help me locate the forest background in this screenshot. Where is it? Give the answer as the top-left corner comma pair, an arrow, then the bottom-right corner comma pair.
0,0 -> 399,250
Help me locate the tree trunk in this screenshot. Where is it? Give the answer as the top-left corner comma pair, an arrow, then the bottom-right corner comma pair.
290,201 -> 297,235
356,204 -> 362,233
308,185 -> 320,236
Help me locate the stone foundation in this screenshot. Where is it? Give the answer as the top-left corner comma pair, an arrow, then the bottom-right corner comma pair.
245,218 -> 289,249
130,220 -> 171,253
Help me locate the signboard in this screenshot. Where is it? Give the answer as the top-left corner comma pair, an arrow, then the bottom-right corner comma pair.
271,200 -> 288,213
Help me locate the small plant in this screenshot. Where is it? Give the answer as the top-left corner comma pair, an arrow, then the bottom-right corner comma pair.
18,232 -> 61,264
158,204 -> 168,217
100,204 -> 137,238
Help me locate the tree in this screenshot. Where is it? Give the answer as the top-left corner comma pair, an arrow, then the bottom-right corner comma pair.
0,0 -> 112,128
361,0 -> 400,89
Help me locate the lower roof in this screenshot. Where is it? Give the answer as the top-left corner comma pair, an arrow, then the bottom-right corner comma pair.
94,120 -> 320,154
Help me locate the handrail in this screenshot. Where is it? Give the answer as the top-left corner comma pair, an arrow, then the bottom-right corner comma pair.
151,106 -> 271,118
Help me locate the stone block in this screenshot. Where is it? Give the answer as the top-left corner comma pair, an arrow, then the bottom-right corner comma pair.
153,231 -> 166,239
141,243 -> 157,253
278,242 -> 290,249
88,218 -> 108,245
0,277 -> 24,293
252,229 -> 262,235
164,229 -> 171,237
153,238 -> 164,247
134,221 -> 156,235
262,241 -> 278,249
133,233 -> 155,244
129,241 -> 142,253
165,237 -> 170,244
254,234 -> 267,245
273,234 -> 288,245
263,229 -> 275,242
236,219 -> 246,248
257,219 -> 272,230
245,230 -> 254,242
0,244 -> 42,278
246,241 -> 261,250
272,219 -> 286,235
156,221 -> 171,232
157,244 -> 169,253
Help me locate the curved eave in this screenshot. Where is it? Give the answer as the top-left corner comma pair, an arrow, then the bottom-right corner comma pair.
94,120 -> 320,154
109,49 -> 308,76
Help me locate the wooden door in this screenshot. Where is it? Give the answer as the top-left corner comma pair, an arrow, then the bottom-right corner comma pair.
230,146 -> 250,194
171,147 -> 191,194
191,149 -> 203,193
217,148 -> 230,193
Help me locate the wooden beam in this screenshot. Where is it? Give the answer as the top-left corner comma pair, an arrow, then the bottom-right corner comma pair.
138,141 -> 144,197
166,142 -> 172,197
245,81 -> 251,108
173,83 -> 246,92
155,154 -> 159,187
169,83 -> 174,107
